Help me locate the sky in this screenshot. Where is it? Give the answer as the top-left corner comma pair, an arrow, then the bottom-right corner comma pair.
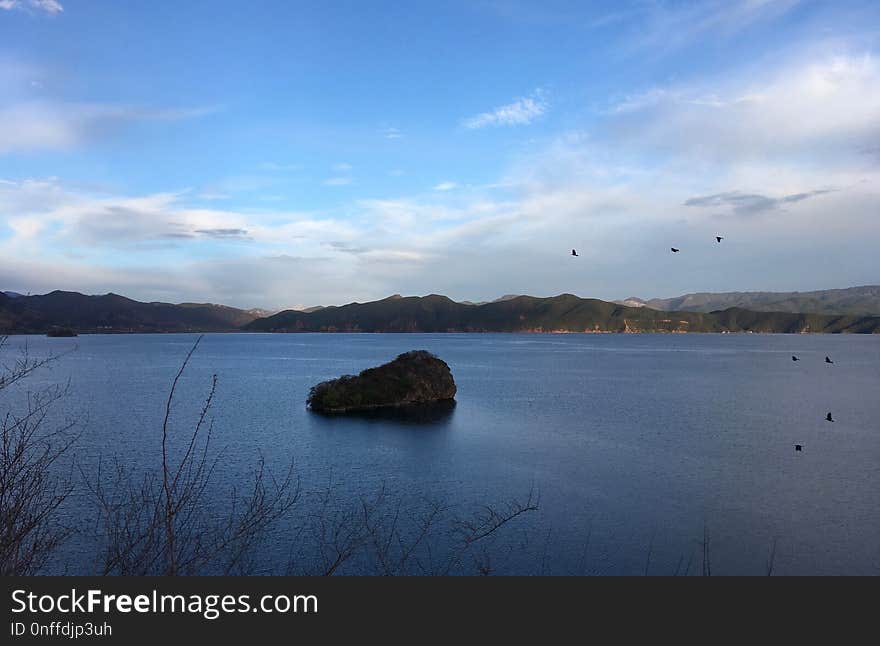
1,0 -> 878,310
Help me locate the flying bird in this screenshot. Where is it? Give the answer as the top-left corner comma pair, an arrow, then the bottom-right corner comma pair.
670,247 -> 680,253
825,356 -> 833,364
792,355 -> 799,361
826,412 -> 834,422
795,444 -> 803,452
571,249 -> 578,257
716,236 -> 723,243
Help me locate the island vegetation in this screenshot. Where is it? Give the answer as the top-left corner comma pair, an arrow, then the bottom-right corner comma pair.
307,350 -> 457,413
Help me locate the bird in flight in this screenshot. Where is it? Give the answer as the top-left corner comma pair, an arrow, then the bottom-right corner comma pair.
826,412 -> 834,422
571,249 -> 578,257
716,236 -> 723,243
792,355 -> 799,361
825,356 -> 833,364
670,247 -> 680,253
795,444 -> 803,452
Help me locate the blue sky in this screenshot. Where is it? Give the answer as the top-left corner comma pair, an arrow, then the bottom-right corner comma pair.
1,0 -> 878,309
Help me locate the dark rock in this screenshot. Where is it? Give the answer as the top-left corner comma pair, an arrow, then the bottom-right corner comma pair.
307,350 -> 456,413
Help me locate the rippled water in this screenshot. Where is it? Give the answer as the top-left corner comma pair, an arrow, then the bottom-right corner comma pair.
6,332 -> 880,575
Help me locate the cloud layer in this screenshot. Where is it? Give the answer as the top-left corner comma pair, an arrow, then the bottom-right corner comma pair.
463,90 -> 548,129
0,0 -> 63,15
684,189 -> 835,216
0,102 -> 217,154
2,11 -> 879,309
606,54 -> 880,163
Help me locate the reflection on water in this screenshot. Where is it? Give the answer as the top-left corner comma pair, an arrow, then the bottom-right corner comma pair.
309,399 -> 457,426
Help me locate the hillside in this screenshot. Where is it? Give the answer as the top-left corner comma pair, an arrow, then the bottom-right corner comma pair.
0,290 -> 261,334
4,289 -> 880,335
638,285 -> 880,316
245,293 -> 880,334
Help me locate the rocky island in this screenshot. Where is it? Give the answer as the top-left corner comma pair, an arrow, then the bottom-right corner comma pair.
307,350 -> 457,413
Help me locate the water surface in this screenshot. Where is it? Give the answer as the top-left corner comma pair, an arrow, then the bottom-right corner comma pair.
8,333 -> 880,575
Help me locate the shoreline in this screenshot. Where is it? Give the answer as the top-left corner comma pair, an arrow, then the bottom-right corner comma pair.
5,329 -> 879,336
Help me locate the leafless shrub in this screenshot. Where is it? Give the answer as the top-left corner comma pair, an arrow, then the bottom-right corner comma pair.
766,537 -> 778,576
0,336 -> 79,575
701,524 -> 712,576
87,336 -> 298,575
288,480 -> 539,576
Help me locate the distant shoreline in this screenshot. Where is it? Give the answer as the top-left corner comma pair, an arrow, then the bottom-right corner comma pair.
4,289 -> 880,335
8,329 -> 879,336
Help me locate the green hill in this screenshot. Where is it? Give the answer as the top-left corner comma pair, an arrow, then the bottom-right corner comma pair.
0,290 -> 261,334
246,293 -> 880,334
641,285 -> 880,316
4,289 -> 879,335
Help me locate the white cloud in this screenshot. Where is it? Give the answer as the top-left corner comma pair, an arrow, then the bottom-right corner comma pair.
3,46 -> 879,307
683,188 -> 835,216
33,0 -> 62,13
0,178 -> 352,253
0,104 -> 79,153
615,0 -> 801,55
0,58 -> 218,155
463,90 -> 548,129
3,131 -> 879,308
382,127 -> 403,139
0,102 -> 217,154
433,182 -> 457,191
604,53 -> 880,163
332,162 -> 353,172
323,176 -> 352,186
0,0 -> 63,15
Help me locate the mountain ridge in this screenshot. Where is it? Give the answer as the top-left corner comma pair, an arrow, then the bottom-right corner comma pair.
3,288 -> 880,334
619,285 -> 880,316
246,293 -> 880,334
0,290 -> 262,333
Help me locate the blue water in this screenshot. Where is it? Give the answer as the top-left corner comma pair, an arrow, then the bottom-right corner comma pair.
6,333 -> 880,575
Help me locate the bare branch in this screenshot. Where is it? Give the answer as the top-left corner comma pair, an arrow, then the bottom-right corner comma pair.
0,336 -> 79,575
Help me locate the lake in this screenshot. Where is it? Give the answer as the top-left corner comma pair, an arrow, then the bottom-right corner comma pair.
6,332 -> 880,575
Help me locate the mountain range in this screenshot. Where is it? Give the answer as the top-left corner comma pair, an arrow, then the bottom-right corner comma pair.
616,285 -> 880,316
245,293 -> 880,334
0,290 -> 264,334
2,287 -> 880,335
